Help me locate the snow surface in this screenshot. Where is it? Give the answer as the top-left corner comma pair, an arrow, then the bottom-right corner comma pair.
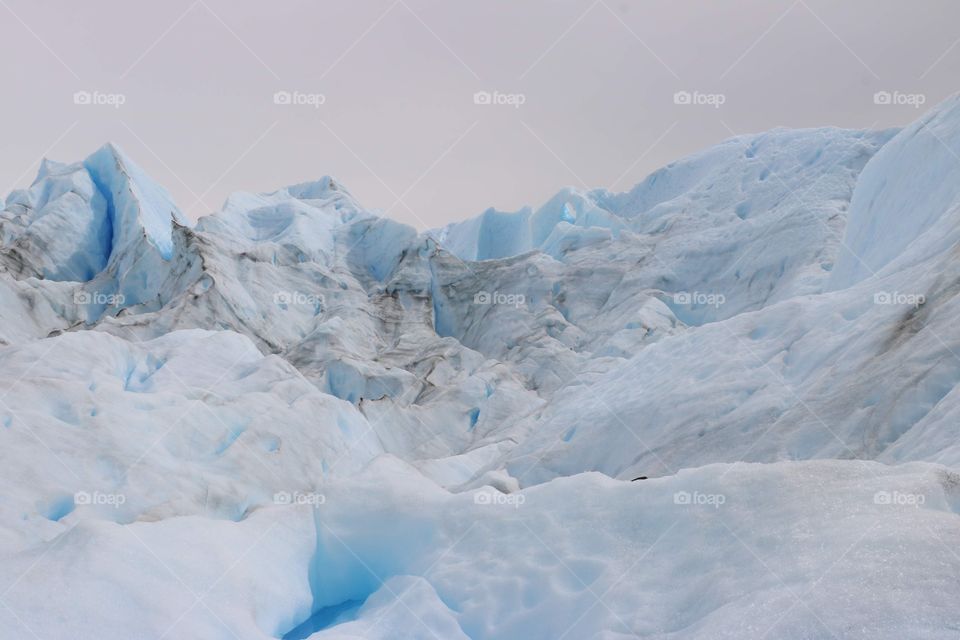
2,97 -> 960,638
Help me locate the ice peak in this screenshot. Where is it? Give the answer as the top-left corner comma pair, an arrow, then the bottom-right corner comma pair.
82,143 -> 189,262
34,157 -> 73,182
284,175 -> 349,200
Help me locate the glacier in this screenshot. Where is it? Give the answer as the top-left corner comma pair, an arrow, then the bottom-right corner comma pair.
2,97 -> 960,638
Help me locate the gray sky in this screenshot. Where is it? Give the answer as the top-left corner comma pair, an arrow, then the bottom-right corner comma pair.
0,0 -> 957,229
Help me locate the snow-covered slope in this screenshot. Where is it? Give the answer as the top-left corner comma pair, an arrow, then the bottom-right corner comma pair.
3,97 -> 960,639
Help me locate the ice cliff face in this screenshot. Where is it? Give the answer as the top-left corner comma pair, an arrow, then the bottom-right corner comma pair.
2,99 -> 960,639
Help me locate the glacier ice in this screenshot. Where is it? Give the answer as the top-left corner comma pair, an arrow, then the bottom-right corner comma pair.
2,97 -> 960,638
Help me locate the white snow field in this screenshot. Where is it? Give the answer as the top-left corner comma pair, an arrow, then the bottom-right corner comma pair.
2,96 -> 960,638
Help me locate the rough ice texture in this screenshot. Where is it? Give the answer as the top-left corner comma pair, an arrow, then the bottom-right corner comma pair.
3,97 -> 960,638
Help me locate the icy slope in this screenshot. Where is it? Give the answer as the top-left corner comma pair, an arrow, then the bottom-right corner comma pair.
3,97 -> 960,638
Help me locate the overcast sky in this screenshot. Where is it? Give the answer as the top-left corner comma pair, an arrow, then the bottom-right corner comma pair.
0,0 -> 957,229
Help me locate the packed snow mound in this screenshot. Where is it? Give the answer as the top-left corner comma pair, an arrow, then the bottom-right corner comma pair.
831,94 -> 960,288
4,458 -> 960,639
6,96 -> 960,638
0,329 -> 383,545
